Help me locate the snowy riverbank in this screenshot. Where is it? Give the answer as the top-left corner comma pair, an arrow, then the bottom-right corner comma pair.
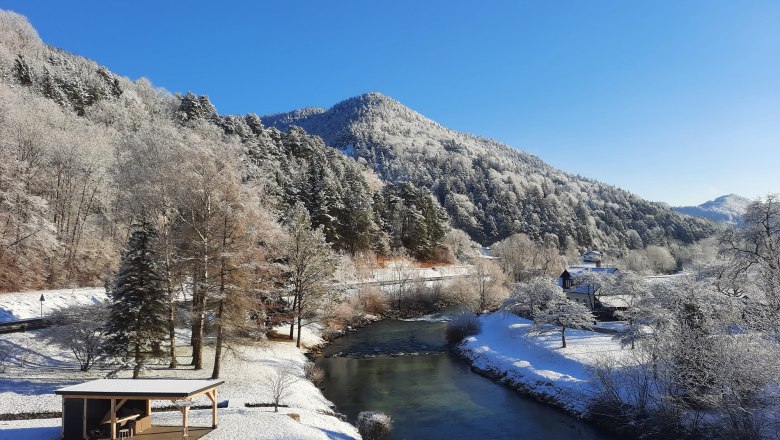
458,312 -> 630,416
0,319 -> 359,439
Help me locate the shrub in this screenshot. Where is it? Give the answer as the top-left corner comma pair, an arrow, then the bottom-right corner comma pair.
404,284 -> 451,313
445,312 -> 482,344
323,300 -> 363,330
42,302 -> 109,371
324,288 -> 390,330
357,411 -> 392,440
304,361 -> 325,387
358,286 -> 389,316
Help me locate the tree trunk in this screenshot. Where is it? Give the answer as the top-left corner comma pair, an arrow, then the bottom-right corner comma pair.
289,290 -> 298,340
651,347 -> 659,380
168,301 -> 177,368
296,301 -> 303,348
133,342 -> 142,379
190,260 -> 200,350
193,307 -> 204,370
212,222 -> 228,379
192,248 -> 209,370
191,281 -> 204,370
190,292 -> 202,367
561,327 -> 567,348
165,242 -> 178,368
212,298 -> 225,379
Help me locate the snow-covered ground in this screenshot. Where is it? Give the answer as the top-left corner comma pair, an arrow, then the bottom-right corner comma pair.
0,319 -> 359,439
459,312 -> 631,415
0,418 -> 60,440
592,321 -> 626,332
338,264 -> 471,285
0,407 -> 357,440
0,287 -> 107,322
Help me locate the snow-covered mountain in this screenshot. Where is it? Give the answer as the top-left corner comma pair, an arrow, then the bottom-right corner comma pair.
262,92 -> 718,249
673,194 -> 751,227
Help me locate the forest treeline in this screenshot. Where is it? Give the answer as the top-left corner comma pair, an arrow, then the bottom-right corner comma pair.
0,11 -> 450,292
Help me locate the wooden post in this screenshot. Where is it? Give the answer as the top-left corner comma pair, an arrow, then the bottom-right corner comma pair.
61,398 -> 65,439
146,398 -> 152,416
110,398 -> 117,440
211,389 -> 218,428
82,398 -> 87,440
182,405 -> 190,438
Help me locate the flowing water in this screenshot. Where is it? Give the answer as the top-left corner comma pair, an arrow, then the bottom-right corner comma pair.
316,313 -> 620,440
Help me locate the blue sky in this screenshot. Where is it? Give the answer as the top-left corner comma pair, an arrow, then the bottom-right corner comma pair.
3,0 -> 778,205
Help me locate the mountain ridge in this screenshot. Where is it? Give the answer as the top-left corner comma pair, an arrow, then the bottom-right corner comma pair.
261,92 -> 718,249
263,92 -> 549,166
673,194 -> 751,227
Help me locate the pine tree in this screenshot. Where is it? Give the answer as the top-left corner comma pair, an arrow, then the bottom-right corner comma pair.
338,166 -> 373,254
105,222 -> 168,378
13,54 -> 33,86
177,92 -> 216,122
378,183 -> 449,259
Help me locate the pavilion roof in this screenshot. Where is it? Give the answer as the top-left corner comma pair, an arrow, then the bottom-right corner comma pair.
55,379 -> 223,398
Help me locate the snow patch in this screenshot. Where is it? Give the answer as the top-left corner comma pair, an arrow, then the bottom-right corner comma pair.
0,287 -> 107,322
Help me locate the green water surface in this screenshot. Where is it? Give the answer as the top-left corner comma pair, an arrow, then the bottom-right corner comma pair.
317,318 -> 619,440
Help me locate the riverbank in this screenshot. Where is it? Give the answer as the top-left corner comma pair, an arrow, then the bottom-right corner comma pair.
0,322 -> 360,439
456,312 -> 631,417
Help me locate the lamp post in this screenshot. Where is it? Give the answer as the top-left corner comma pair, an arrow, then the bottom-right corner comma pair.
39,294 -> 45,318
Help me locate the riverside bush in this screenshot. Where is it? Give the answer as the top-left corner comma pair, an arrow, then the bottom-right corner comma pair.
358,287 -> 390,316
403,284 -> 452,313
304,361 -> 325,387
445,312 -> 482,343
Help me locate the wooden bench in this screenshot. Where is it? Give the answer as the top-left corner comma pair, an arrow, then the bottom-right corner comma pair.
101,412 -> 140,438
99,414 -> 151,437
101,412 -> 140,426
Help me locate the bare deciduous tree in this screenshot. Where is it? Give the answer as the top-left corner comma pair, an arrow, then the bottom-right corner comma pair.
285,202 -> 337,348
264,368 -> 299,412
504,276 -> 563,320
535,296 -> 593,348
720,194 -> 780,324
456,258 -> 508,313
492,233 -> 565,281
44,302 -> 109,371
600,272 -> 649,349
389,249 -> 415,311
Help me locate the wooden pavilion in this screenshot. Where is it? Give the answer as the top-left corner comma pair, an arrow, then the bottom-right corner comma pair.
55,378 -> 223,440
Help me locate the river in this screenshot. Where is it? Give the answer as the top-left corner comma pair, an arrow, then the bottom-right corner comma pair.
316,312 -> 620,440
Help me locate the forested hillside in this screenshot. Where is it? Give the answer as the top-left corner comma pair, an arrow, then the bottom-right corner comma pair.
0,11 -> 449,291
263,93 -> 718,249
0,9 -> 719,292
